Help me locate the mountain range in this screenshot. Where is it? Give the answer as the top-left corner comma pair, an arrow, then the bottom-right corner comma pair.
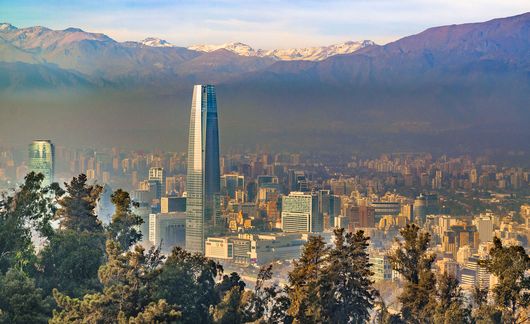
0,13 -> 529,153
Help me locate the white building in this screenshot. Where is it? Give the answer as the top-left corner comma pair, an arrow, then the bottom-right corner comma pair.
281,192 -> 321,233
148,212 -> 186,251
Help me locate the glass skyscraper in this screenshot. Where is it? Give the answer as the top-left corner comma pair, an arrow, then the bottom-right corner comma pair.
28,140 -> 55,186
185,85 -> 222,253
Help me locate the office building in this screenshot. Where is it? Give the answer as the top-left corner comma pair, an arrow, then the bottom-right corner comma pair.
473,215 -> 494,243
220,173 -> 244,199
281,192 -> 321,233
161,196 -> 186,213
148,167 -> 165,198
28,140 -> 55,186
370,252 -> 393,282
205,233 -> 305,265
185,85 -> 222,253
149,212 -> 186,251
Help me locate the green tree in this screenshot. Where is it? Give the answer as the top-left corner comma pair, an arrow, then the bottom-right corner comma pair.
388,224 -> 437,323
51,240 -> 178,323
37,230 -> 105,297
212,286 -> 249,324
37,174 -> 106,297
479,237 -> 530,324
107,189 -> 143,251
55,174 -> 103,232
322,228 -> 377,324
287,235 -> 328,323
433,273 -> 471,324
154,246 -> 221,323
0,268 -> 50,324
126,299 -> 181,324
0,172 -> 60,273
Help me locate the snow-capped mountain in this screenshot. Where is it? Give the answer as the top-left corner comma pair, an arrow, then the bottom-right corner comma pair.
0,23 -> 17,31
188,42 -> 257,57
187,40 -> 376,61
140,37 -> 175,47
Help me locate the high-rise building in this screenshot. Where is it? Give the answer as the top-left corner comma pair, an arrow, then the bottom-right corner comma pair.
185,85 -> 222,253
473,215 -> 494,243
149,167 -> 165,199
281,192 -> 321,233
220,173 -> 245,199
28,140 -> 55,186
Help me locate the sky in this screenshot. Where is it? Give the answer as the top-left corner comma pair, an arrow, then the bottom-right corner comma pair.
1,0 -> 530,49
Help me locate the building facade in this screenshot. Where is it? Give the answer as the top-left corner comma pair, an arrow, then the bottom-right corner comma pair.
185,85 -> 222,253
281,192 -> 321,233
28,140 -> 55,186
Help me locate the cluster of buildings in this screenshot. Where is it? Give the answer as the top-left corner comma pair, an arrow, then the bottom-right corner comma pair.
0,84 -> 528,289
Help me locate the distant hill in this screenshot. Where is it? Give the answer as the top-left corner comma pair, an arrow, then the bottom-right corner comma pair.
0,13 -> 529,152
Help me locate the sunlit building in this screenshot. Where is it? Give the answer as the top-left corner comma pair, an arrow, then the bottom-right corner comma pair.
185,85 -> 222,253
28,140 -> 55,186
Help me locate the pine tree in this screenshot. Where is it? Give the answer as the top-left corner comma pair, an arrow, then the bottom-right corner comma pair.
479,237 -> 530,324
388,224 -> 437,323
287,235 -> 328,323
38,230 -> 105,297
323,228 -> 377,323
107,189 -> 143,250
433,273 -> 471,324
38,175 -> 106,297
56,174 -> 103,233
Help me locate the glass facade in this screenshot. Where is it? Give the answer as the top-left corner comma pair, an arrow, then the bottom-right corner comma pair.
186,85 -> 222,253
28,140 -> 55,186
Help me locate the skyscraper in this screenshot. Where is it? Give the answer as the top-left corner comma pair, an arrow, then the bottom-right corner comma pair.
185,85 -> 222,253
28,140 -> 55,186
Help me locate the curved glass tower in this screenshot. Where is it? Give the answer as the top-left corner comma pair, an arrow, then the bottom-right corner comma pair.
186,85 -> 222,253
28,140 -> 55,186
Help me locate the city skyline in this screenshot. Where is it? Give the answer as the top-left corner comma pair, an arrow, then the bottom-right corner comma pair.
0,2 -> 529,322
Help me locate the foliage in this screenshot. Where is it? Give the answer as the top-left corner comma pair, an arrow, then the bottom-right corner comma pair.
287,235 -> 329,323
55,174 -> 103,232
107,189 -> 143,251
37,230 -> 105,297
0,268 -> 50,324
154,246 -> 221,323
0,172 -> 61,273
433,273 -> 471,324
388,224 -> 437,323
470,287 -> 502,324
479,237 -> 530,324
51,240 -> 179,323
323,228 -> 377,324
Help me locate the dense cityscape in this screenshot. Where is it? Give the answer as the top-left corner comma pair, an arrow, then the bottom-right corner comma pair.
0,84 -> 528,322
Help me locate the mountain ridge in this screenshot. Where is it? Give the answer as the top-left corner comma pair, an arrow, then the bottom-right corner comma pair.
0,13 -> 529,152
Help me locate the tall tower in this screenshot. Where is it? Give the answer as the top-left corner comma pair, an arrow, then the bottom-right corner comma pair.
28,140 -> 55,186
185,85 -> 222,253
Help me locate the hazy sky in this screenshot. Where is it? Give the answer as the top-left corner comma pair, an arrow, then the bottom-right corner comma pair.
1,0 -> 530,48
